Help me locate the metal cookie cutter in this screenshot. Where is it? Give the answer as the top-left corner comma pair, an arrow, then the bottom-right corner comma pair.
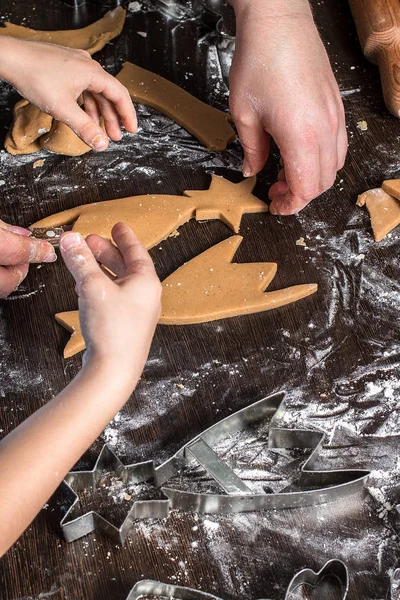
199,0 -> 236,38
126,559 -> 349,599
195,0 -> 235,87
60,391 -> 369,544
61,445 -> 170,544
159,392 -> 369,514
392,569 -> 400,600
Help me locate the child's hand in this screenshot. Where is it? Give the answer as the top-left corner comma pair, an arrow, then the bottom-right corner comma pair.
0,37 -> 137,151
228,0 -> 347,215
60,223 -> 161,381
0,220 -> 56,298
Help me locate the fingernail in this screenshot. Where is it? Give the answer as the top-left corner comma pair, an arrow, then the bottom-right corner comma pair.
242,159 -> 253,178
60,233 -> 82,251
43,250 -> 57,263
91,134 -> 108,151
9,225 -> 31,236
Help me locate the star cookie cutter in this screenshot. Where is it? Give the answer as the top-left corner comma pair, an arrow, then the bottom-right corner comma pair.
61,446 -> 169,544
126,559 -> 349,599
60,391 -> 369,543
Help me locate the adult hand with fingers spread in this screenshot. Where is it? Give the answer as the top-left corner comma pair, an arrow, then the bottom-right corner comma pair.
0,37 -> 137,151
228,0 -> 347,215
59,223 -> 161,383
0,220 -> 56,298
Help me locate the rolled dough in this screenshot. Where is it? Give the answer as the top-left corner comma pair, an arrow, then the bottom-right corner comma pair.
55,236 -> 317,358
0,7 -> 126,55
30,176 -> 267,245
116,61 -> 236,151
357,186 -> 400,241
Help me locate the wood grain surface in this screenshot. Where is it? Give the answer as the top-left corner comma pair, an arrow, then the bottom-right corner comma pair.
0,1 -> 399,599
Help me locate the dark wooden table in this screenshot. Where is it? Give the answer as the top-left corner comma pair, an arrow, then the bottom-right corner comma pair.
0,0 -> 399,598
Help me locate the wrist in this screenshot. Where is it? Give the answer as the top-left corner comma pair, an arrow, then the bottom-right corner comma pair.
0,36 -> 27,85
80,349 -> 144,393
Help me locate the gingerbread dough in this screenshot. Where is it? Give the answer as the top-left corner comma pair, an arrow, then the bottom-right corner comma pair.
159,236 -> 318,324
4,99 -> 53,155
40,120 -> 92,156
30,176 -> 267,245
116,61 -> 236,151
6,100 -> 107,156
55,236 -> 317,358
0,7 -> 126,55
357,186 -> 400,241
382,179 -> 400,201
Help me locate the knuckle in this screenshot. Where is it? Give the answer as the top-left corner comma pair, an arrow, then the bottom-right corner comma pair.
326,111 -> 339,134
76,119 -> 94,137
91,61 -> 105,75
321,173 -> 337,193
303,188 -> 318,202
79,49 -> 91,59
232,111 -> 257,129
130,259 -> 152,273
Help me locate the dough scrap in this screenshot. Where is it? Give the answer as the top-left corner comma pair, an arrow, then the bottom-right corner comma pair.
116,61 -> 236,151
30,176 -> 267,245
5,100 -> 105,157
0,7 -> 126,55
357,187 -> 400,241
55,236 -> 317,358
382,179 -> 400,201
4,99 -> 53,155
40,120 -> 92,156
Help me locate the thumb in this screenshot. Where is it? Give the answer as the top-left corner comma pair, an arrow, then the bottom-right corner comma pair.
60,232 -> 105,294
235,117 -> 270,177
61,102 -> 109,151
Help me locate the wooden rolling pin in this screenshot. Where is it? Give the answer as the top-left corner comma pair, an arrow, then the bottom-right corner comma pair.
349,0 -> 400,117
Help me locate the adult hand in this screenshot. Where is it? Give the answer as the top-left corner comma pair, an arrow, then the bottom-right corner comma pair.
0,37 -> 137,151
228,0 -> 347,214
60,223 -> 161,382
0,220 -> 56,298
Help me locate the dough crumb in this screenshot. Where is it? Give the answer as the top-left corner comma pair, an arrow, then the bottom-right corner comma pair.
137,31 -> 147,38
123,493 -> 132,501
128,1 -> 141,11
176,383 -> 184,389
357,120 -> 368,132
296,236 -> 307,246
169,229 -> 180,238
33,159 -> 45,168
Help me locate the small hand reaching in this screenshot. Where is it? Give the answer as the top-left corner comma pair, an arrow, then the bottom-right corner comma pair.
60,223 -> 161,383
